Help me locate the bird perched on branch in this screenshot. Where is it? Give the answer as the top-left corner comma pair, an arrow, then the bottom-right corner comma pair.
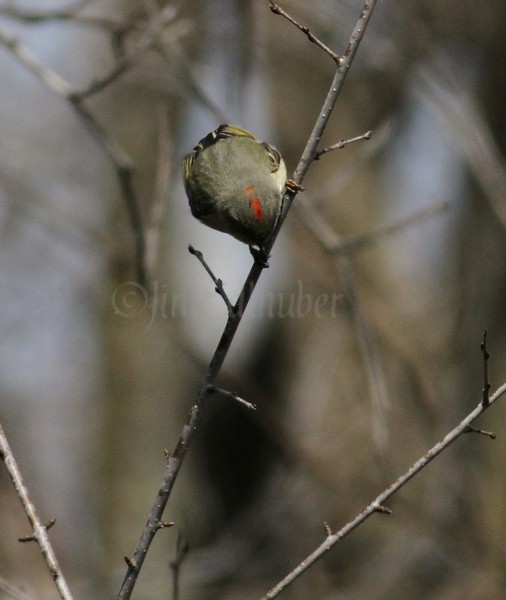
184,124 -> 287,267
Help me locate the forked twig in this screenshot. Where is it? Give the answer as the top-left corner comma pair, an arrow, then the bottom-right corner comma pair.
18,517 -> 56,542
117,2 -> 378,597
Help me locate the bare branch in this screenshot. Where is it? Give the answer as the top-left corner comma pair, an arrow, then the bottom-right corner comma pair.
373,504 -> 392,515
0,28 -> 147,286
316,130 -> 372,158
268,1 -> 341,63
188,245 -> 234,314
19,518 -> 56,542
0,423 -> 73,600
116,2 -> 379,596
260,381 -> 506,599
465,426 -> 496,439
207,385 -> 257,411
289,0 -> 378,197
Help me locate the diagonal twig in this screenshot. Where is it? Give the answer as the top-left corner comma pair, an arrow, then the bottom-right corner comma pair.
269,0 -> 341,63
207,385 -> 257,411
260,380 -> 506,598
117,2 -> 379,597
0,423 -> 73,600
188,245 -> 234,314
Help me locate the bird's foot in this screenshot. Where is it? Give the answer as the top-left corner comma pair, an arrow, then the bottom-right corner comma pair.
249,245 -> 270,268
286,179 -> 304,193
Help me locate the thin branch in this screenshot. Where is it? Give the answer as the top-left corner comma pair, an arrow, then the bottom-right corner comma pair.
188,245 -> 234,314
289,0 -> 378,197
316,130 -> 372,157
268,1 -> 341,63
0,423 -> 73,600
311,116 -> 395,209
260,381 -> 506,599
19,518 -> 56,542
207,385 -> 257,411
116,2 -> 378,596
0,28 -> 147,286
465,426 -> 496,439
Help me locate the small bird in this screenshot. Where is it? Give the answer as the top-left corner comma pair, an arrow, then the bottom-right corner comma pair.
184,124 -> 287,266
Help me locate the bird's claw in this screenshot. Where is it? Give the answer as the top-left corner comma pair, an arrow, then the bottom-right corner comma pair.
249,245 -> 270,268
286,179 -> 304,193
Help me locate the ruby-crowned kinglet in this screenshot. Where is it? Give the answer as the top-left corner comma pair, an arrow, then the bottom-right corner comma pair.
184,124 -> 287,265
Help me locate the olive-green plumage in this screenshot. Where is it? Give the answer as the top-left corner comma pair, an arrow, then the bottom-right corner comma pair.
184,124 -> 287,248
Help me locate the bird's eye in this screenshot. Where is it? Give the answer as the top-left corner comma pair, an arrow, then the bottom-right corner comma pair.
263,144 -> 281,172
